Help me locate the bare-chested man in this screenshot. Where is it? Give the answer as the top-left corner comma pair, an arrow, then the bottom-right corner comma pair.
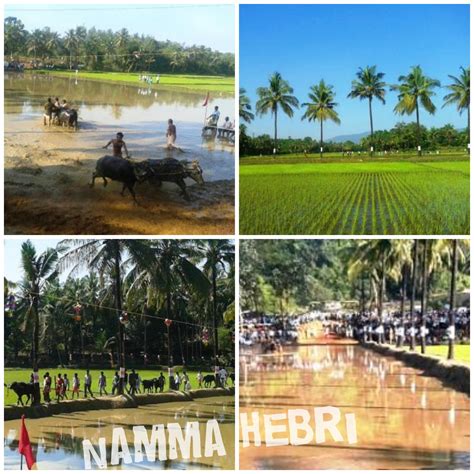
103,132 -> 130,158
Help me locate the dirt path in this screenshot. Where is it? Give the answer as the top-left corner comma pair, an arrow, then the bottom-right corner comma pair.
4,128 -> 234,235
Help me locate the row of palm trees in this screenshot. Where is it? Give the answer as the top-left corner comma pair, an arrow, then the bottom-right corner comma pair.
347,239 -> 468,359
4,17 -> 234,76
240,65 -> 470,157
9,239 -> 234,403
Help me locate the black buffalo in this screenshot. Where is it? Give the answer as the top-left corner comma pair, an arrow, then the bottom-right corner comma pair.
90,155 -> 152,204
145,158 -> 204,200
203,374 -> 216,388
142,379 -> 156,393
57,109 -> 78,130
9,382 -> 35,406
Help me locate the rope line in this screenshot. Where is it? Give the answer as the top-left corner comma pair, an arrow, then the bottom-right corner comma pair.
11,290 -> 221,331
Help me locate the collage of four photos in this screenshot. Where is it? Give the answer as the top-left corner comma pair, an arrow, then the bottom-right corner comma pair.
2,1 -> 471,471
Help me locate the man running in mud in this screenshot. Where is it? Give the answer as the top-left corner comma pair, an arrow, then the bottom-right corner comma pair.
43,97 -> 54,126
166,119 -> 177,149
103,132 -> 130,158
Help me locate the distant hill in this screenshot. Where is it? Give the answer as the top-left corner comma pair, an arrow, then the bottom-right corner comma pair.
328,131 -> 369,144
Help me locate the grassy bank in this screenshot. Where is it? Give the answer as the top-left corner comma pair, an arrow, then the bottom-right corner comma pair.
240,159 -> 469,234
424,344 -> 470,364
32,70 -> 234,93
4,367 -> 233,406
240,152 -> 469,166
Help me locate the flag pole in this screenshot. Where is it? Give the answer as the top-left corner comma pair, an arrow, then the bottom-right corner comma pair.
20,454 -> 23,470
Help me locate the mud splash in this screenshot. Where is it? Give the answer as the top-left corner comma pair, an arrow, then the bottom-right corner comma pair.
4,74 -> 234,235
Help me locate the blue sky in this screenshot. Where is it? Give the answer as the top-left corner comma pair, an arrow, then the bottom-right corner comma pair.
4,3 -> 234,53
240,4 -> 470,139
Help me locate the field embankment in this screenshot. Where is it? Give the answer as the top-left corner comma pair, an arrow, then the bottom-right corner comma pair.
32,70 -> 234,93
4,387 -> 235,421
361,341 -> 470,394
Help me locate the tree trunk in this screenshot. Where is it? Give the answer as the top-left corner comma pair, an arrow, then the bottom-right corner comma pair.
212,264 -> 219,383
410,240 -> 418,350
320,119 -> 324,159
273,106 -> 278,155
369,96 -> 374,156
166,289 -> 173,389
420,240 -> 428,353
113,242 -> 124,394
415,100 -> 421,156
361,276 -> 365,313
447,240 -> 458,360
378,257 -> 385,343
398,265 -> 407,347
32,286 -> 41,405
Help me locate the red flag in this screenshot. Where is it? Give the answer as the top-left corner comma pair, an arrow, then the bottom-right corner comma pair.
19,415 -> 36,470
202,92 -> 210,107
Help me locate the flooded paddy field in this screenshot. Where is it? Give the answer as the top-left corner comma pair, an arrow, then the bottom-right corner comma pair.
4,73 -> 234,235
239,344 -> 470,469
4,396 -> 234,469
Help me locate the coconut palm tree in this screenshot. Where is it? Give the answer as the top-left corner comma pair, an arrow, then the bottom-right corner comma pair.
443,66 -> 470,137
256,72 -> 299,154
64,29 -> 78,70
348,66 -> 386,155
19,240 -> 59,404
197,240 -> 234,378
58,239 -> 156,393
302,80 -> 341,159
348,240 -> 412,343
392,66 -> 440,156
239,88 -> 255,123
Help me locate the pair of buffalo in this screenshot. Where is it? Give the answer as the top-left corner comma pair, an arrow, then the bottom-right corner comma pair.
53,108 -> 79,130
142,377 -> 165,393
90,156 -> 204,203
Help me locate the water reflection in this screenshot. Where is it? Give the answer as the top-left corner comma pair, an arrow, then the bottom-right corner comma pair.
4,397 -> 234,470
240,345 -> 470,469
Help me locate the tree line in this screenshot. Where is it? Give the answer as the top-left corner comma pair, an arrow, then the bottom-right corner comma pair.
240,65 -> 469,157
4,17 -> 235,76
240,239 -> 469,319
240,122 -> 468,157
5,240 -> 235,385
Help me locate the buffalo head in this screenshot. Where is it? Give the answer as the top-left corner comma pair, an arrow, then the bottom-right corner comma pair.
183,160 -> 204,185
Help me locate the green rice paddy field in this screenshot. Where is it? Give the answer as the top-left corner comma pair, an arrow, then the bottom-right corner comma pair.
240,158 -> 469,235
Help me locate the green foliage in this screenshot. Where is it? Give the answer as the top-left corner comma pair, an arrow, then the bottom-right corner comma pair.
240,240 -> 470,316
240,161 -> 469,234
240,122 -> 469,156
4,16 -> 234,76
5,240 -> 235,369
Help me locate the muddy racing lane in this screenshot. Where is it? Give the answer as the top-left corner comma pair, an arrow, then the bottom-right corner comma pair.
4,396 -> 235,470
4,73 -> 234,235
240,344 -> 470,470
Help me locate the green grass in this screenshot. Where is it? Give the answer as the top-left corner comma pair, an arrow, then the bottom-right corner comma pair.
424,345 -> 470,364
32,70 -> 234,93
240,151 -> 469,166
4,367 -> 232,406
240,158 -> 469,235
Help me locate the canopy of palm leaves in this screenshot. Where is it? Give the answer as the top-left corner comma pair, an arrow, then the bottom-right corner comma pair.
392,65 -> 440,116
443,66 -> 470,113
256,72 -> 299,118
301,80 -> 341,124
239,88 -> 255,123
348,65 -> 386,103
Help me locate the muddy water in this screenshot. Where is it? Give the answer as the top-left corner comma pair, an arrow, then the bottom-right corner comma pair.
240,345 -> 470,469
4,73 -> 234,235
4,396 -> 234,470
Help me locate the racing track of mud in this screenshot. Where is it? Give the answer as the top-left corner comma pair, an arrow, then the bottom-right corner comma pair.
5,134 -> 234,235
